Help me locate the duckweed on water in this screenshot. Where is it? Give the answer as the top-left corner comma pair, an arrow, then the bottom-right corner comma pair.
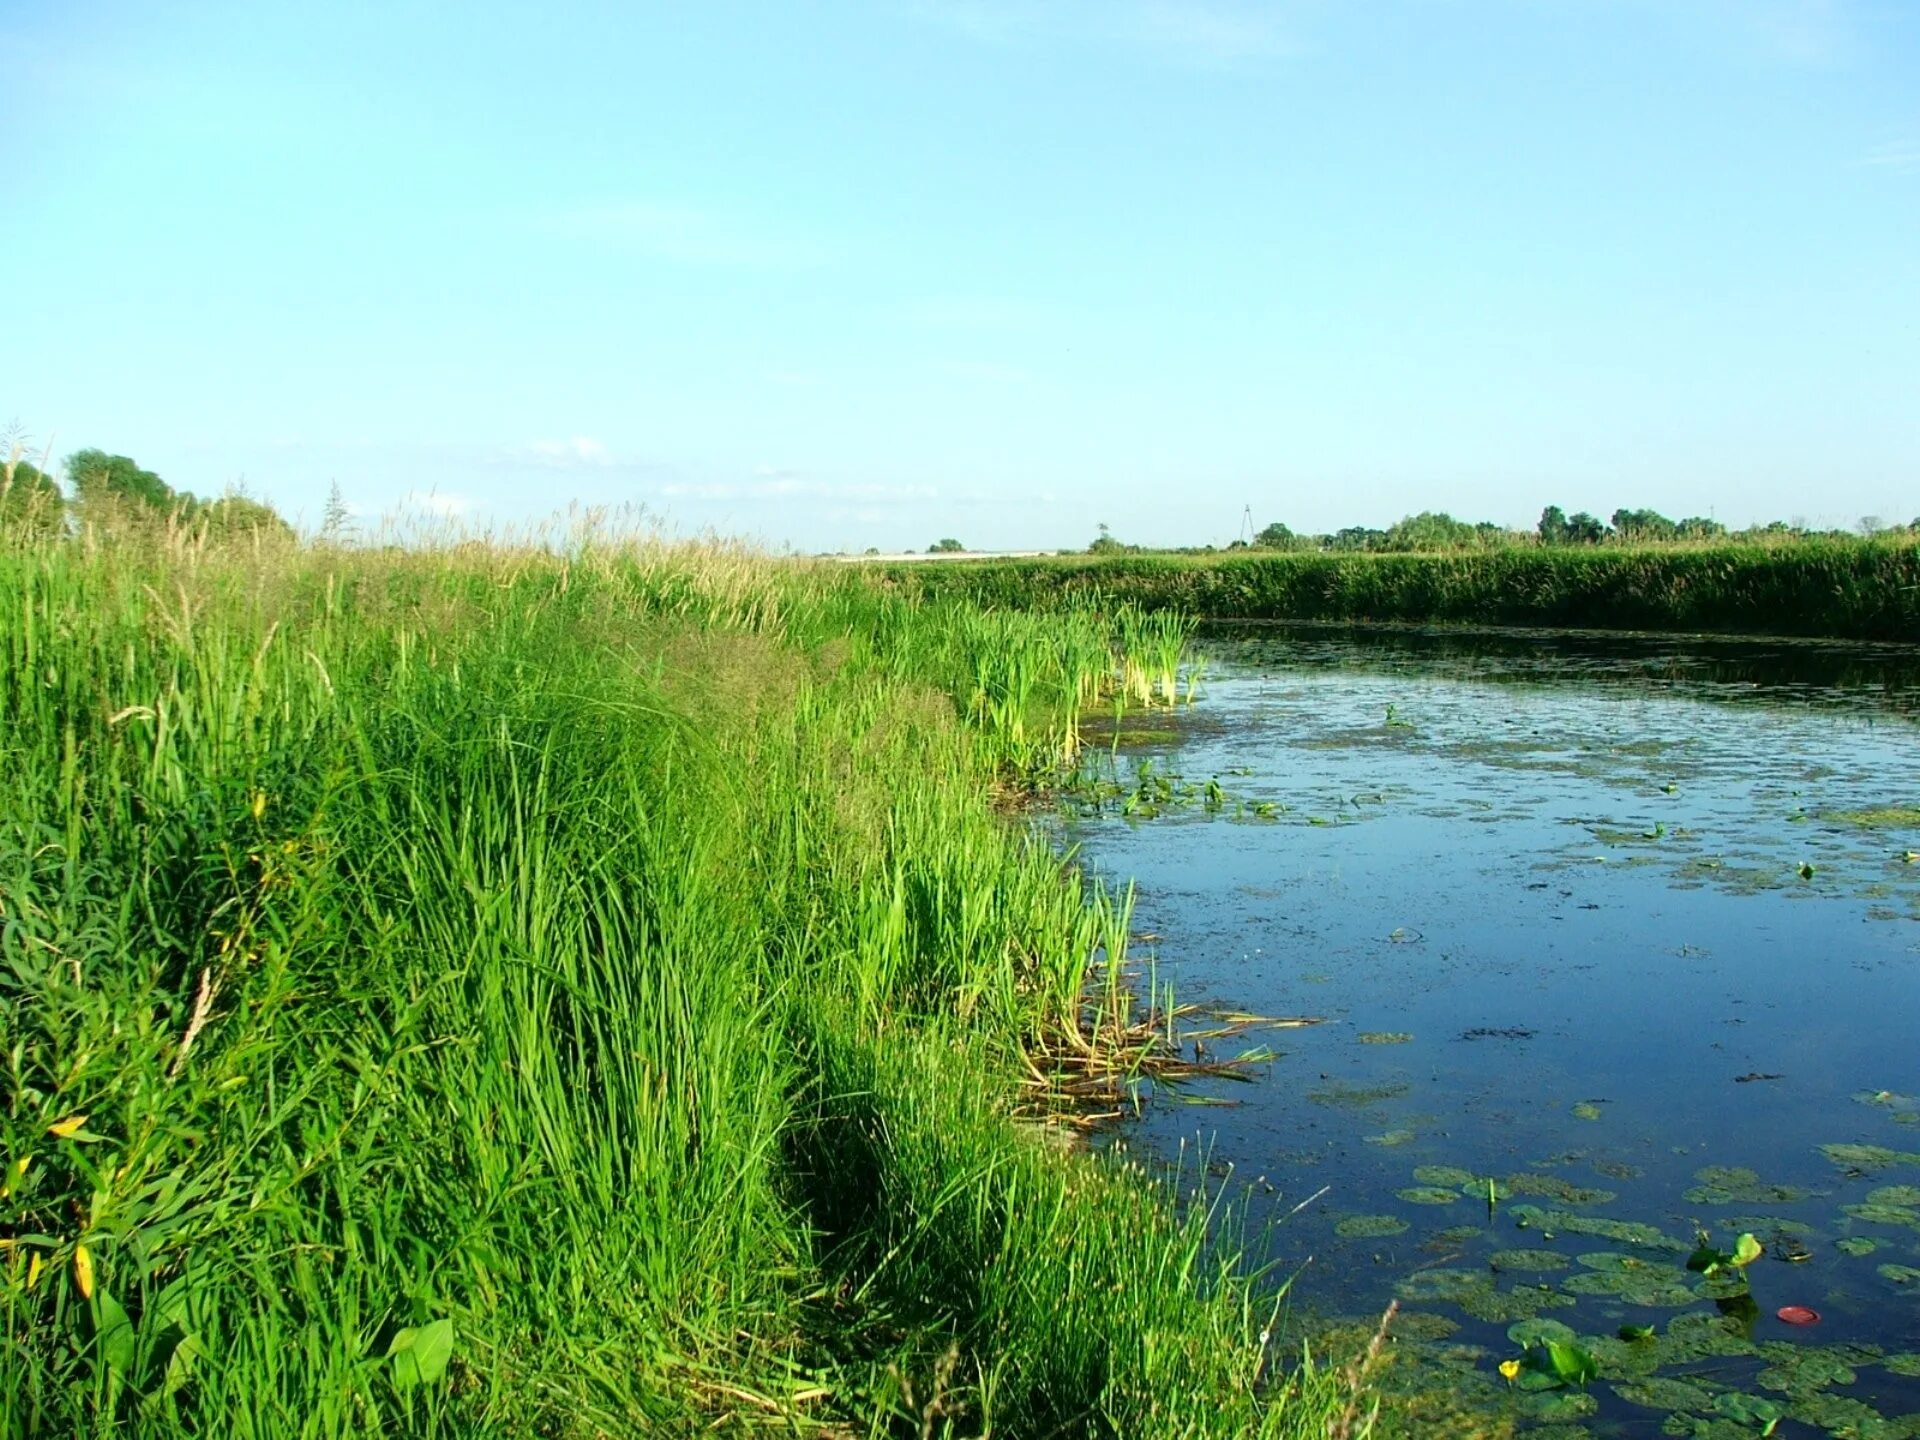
1490,1249 -> 1575,1274
1414,1165 -> 1483,1188
1337,1213 -> 1412,1239
1683,1165 -> 1809,1205
1359,1031 -> 1415,1044
1821,1142 -> 1920,1173
1505,1173 -> 1617,1205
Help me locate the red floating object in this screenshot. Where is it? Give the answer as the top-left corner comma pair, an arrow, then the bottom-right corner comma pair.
1776,1305 -> 1820,1326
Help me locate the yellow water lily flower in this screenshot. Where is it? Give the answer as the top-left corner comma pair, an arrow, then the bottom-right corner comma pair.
1498,1358 -> 1523,1384
73,1244 -> 94,1299
47,1115 -> 87,1139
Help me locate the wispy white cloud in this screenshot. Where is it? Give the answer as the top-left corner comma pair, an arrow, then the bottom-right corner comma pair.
1858,138 -> 1920,174
519,436 -> 611,468
905,0 -> 1307,67
530,200 -> 827,268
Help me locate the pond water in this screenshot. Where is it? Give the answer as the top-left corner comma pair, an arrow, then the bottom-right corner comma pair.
1067,624 -> 1920,1439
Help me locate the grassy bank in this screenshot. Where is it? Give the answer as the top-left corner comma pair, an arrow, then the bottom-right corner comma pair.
0,527 -> 1362,1438
881,539 -> 1920,641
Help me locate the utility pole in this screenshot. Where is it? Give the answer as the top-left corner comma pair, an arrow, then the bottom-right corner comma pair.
1240,504 -> 1254,545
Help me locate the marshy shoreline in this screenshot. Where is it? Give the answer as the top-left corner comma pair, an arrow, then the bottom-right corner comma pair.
0,527 -> 1367,1438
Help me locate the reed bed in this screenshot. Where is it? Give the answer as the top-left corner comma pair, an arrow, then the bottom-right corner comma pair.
0,523 -> 1360,1438
884,539 -> 1920,641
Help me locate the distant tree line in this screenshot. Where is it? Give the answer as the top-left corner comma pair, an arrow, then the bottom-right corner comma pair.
1,434 -> 296,540
1079,505 -> 1920,557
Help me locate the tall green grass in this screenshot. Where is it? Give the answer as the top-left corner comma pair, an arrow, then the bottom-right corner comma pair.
0,527 -> 1358,1437
883,539 -> 1920,641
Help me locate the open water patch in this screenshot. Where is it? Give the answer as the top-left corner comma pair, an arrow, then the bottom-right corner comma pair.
1069,624 -> 1920,1437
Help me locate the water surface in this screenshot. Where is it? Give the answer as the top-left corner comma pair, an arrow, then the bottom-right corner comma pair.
1069,624 -> 1920,1437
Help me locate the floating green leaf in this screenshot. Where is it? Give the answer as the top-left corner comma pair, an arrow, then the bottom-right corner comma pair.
1395,1185 -> 1461,1206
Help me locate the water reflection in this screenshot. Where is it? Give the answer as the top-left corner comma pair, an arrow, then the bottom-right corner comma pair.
1069,624 -> 1920,1437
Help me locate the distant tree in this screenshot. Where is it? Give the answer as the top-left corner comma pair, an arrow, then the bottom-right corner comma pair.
1858,515 -> 1887,536
1253,521 -> 1297,550
1385,511 -> 1480,551
1088,522 -> 1126,555
65,447 -> 181,515
1538,505 -> 1569,545
1611,508 -> 1677,542
0,455 -> 65,537
1563,511 -> 1607,544
1675,516 -> 1725,540
198,491 -> 293,539
1328,526 -> 1387,552
927,537 -> 965,553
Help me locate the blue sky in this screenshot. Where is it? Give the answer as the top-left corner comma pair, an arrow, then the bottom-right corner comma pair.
4,1 -> 1916,551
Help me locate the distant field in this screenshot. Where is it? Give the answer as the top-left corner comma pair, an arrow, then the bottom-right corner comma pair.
880,538 -> 1920,641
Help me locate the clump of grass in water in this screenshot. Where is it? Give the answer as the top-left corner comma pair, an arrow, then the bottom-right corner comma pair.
0,520 -> 1353,1438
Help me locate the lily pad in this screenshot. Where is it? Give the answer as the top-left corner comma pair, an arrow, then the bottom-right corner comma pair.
1755,1342 -> 1857,1393
1385,1310 -> 1459,1342
1883,1352 -> 1920,1376
1615,1376 -> 1720,1411
1457,1284 -> 1577,1325
1513,1205 -> 1685,1251
1489,1248 -> 1573,1274
1563,1268 -> 1700,1307
1508,1318 -> 1579,1347
1877,1263 -> 1920,1285
1836,1236 -> 1880,1256
1842,1202 -> 1920,1228
1517,1390 -> 1598,1423
1396,1186 -> 1462,1206
1364,1129 -> 1417,1147
1336,1213 -> 1410,1239
1571,1102 -> 1605,1121
1683,1165 -> 1808,1205
1820,1142 -> 1920,1174
1396,1267 -> 1492,1304
1357,1031 -> 1413,1045
1411,1165 -> 1479,1189
1505,1173 -> 1617,1206
1865,1184 -> 1920,1207
1712,1393 -> 1784,1425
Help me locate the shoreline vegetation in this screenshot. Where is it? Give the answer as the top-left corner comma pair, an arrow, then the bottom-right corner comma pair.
879,539 -> 1920,643
0,518 -> 1373,1438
